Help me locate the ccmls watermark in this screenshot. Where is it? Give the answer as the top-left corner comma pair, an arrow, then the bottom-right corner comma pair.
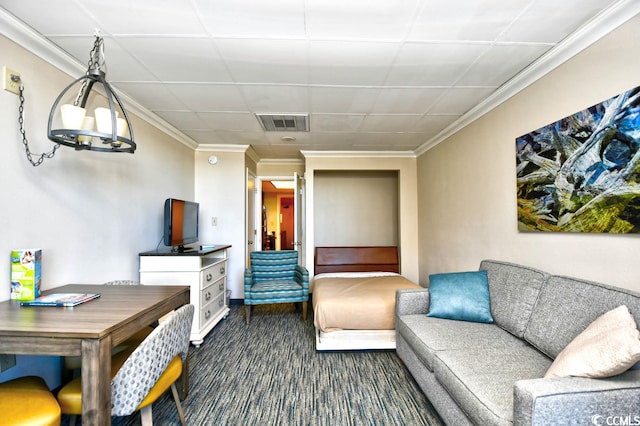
592,415 -> 640,425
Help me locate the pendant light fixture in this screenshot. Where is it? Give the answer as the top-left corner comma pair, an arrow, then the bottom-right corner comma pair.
47,31 -> 135,153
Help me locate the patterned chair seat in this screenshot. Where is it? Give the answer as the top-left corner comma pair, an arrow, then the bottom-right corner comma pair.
244,250 -> 309,324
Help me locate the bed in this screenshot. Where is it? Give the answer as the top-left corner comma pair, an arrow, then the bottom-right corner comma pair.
312,246 -> 421,351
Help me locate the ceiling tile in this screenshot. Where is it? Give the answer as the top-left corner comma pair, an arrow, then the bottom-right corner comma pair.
372,88 -> 446,114
114,83 -> 187,110
264,132 -> 312,144
196,112 -> 263,131
165,84 -> 248,111
193,0 -> 307,38
0,0 -> 100,35
239,85 -> 310,113
48,36 -> 157,82
408,0 -> 529,41
216,39 -> 308,84
498,0 -> 617,43
153,111 -> 208,130
386,42 -> 490,86
456,43 -> 552,86
311,114 -> 366,132
360,115 -> 423,132
350,132 -> 425,148
305,0 -> 421,40
77,0 -> 207,35
309,41 -> 398,85
120,37 -> 232,82
214,130 -> 268,145
309,87 -> 380,114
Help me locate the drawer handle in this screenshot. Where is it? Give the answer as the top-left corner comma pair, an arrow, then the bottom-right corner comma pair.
204,310 -> 211,320
206,273 -> 212,282
205,291 -> 211,301
219,299 -> 224,307
218,282 -> 224,291
220,267 -> 225,274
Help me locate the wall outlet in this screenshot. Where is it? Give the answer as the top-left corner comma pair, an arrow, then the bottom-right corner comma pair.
211,216 -> 218,226
3,66 -> 20,95
0,354 -> 16,372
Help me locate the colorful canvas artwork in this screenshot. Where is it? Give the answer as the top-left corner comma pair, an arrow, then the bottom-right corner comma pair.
516,86 -> 640,233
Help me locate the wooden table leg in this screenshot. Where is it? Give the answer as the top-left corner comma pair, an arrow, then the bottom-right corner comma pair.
81,335 -> 112,425
178,354 -> 189,400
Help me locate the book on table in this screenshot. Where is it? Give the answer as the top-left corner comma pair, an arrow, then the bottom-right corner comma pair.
20,293 -> 101,307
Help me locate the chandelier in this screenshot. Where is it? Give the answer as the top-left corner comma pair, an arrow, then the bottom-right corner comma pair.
47,32 -> 135,153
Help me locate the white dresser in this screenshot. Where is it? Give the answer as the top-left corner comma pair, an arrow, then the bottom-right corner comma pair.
139,245 -> 231,347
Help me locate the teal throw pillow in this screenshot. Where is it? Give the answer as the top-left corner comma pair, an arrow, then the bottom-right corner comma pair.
427,270 -> 493,323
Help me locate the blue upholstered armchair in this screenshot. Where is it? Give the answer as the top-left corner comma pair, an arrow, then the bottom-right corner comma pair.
244,250 -> 309,324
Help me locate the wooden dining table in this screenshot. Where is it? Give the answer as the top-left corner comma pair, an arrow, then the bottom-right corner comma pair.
0,283 -> 190,425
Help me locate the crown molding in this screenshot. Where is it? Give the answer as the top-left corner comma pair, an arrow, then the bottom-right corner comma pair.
196,144 -> 250,153
414,0 -> 640,157
258,158 -> 305,165
301,150 -> 416,159
0,8 -> 199,151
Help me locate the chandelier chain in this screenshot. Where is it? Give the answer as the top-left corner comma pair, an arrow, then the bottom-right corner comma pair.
74,35 -> 104,106
19,84 -> 60,167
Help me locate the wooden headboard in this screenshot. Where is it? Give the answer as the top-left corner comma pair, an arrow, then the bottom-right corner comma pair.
314,246 -> 400,274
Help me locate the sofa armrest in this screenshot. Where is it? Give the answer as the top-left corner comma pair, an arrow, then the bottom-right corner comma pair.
513,370 -> 640,426
396,288 -> 430,316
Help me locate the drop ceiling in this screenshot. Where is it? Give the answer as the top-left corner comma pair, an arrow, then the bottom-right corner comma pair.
1,0 -> 638,160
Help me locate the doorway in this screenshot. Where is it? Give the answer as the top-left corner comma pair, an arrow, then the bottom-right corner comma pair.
261,180 -> 294,251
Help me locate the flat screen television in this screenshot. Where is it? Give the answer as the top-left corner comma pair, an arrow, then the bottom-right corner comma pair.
163,198 -> 199,252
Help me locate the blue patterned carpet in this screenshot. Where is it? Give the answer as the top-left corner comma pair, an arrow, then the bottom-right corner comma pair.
75,303 -> 443,425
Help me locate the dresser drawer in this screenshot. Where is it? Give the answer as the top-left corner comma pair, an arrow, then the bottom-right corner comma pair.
200,292 -> 225,326
200,260 -> 227,289
200,277 -> 225,307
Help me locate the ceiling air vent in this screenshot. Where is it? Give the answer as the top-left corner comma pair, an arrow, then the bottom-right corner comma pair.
256,114 -> 309,132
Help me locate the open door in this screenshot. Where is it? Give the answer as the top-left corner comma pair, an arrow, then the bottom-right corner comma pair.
293,172 -> 304,264
246,169 -> 258,267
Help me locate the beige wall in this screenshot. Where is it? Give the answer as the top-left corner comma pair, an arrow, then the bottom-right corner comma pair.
257,159 -> 305,177
195,148 -> 249,298
303,153 -> 419,282
314,171 -> 399,246
417,16 -> 640,291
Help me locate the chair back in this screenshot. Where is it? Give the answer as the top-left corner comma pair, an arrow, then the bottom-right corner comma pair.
249,250 -> 300,282
105,280 -> 142,285
110,304 -> 194,416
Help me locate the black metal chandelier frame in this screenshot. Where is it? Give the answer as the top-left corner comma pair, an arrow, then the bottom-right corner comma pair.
47,34 -> 136,153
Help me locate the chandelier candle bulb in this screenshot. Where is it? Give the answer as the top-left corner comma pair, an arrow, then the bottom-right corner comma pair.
60,104 -> 86,130
116,118 -> 128,138
94,107 -> 118,133
77,116 -> 95,143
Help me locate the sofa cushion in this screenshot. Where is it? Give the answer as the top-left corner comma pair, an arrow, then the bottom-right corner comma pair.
480,260 -> 547,338
525,275 -> 640,359
427,270 -> 493,323
433,345 -> 552,426
396,315 -> 525,372
545,305 -> 640,378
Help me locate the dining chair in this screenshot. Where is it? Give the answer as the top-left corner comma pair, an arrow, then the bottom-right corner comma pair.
0,376 -> 61,426
57,304 -> 195,426
63,280 -> 154,375
244,250 -> 309,324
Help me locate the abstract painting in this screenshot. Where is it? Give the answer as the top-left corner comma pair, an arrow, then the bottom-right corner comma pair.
516,86 -> 640,233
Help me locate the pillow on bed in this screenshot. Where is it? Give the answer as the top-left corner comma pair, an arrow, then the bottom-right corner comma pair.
427,270 -> 493,323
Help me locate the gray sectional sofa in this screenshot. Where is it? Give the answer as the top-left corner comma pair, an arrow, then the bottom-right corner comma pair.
396,260 -> 640,426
